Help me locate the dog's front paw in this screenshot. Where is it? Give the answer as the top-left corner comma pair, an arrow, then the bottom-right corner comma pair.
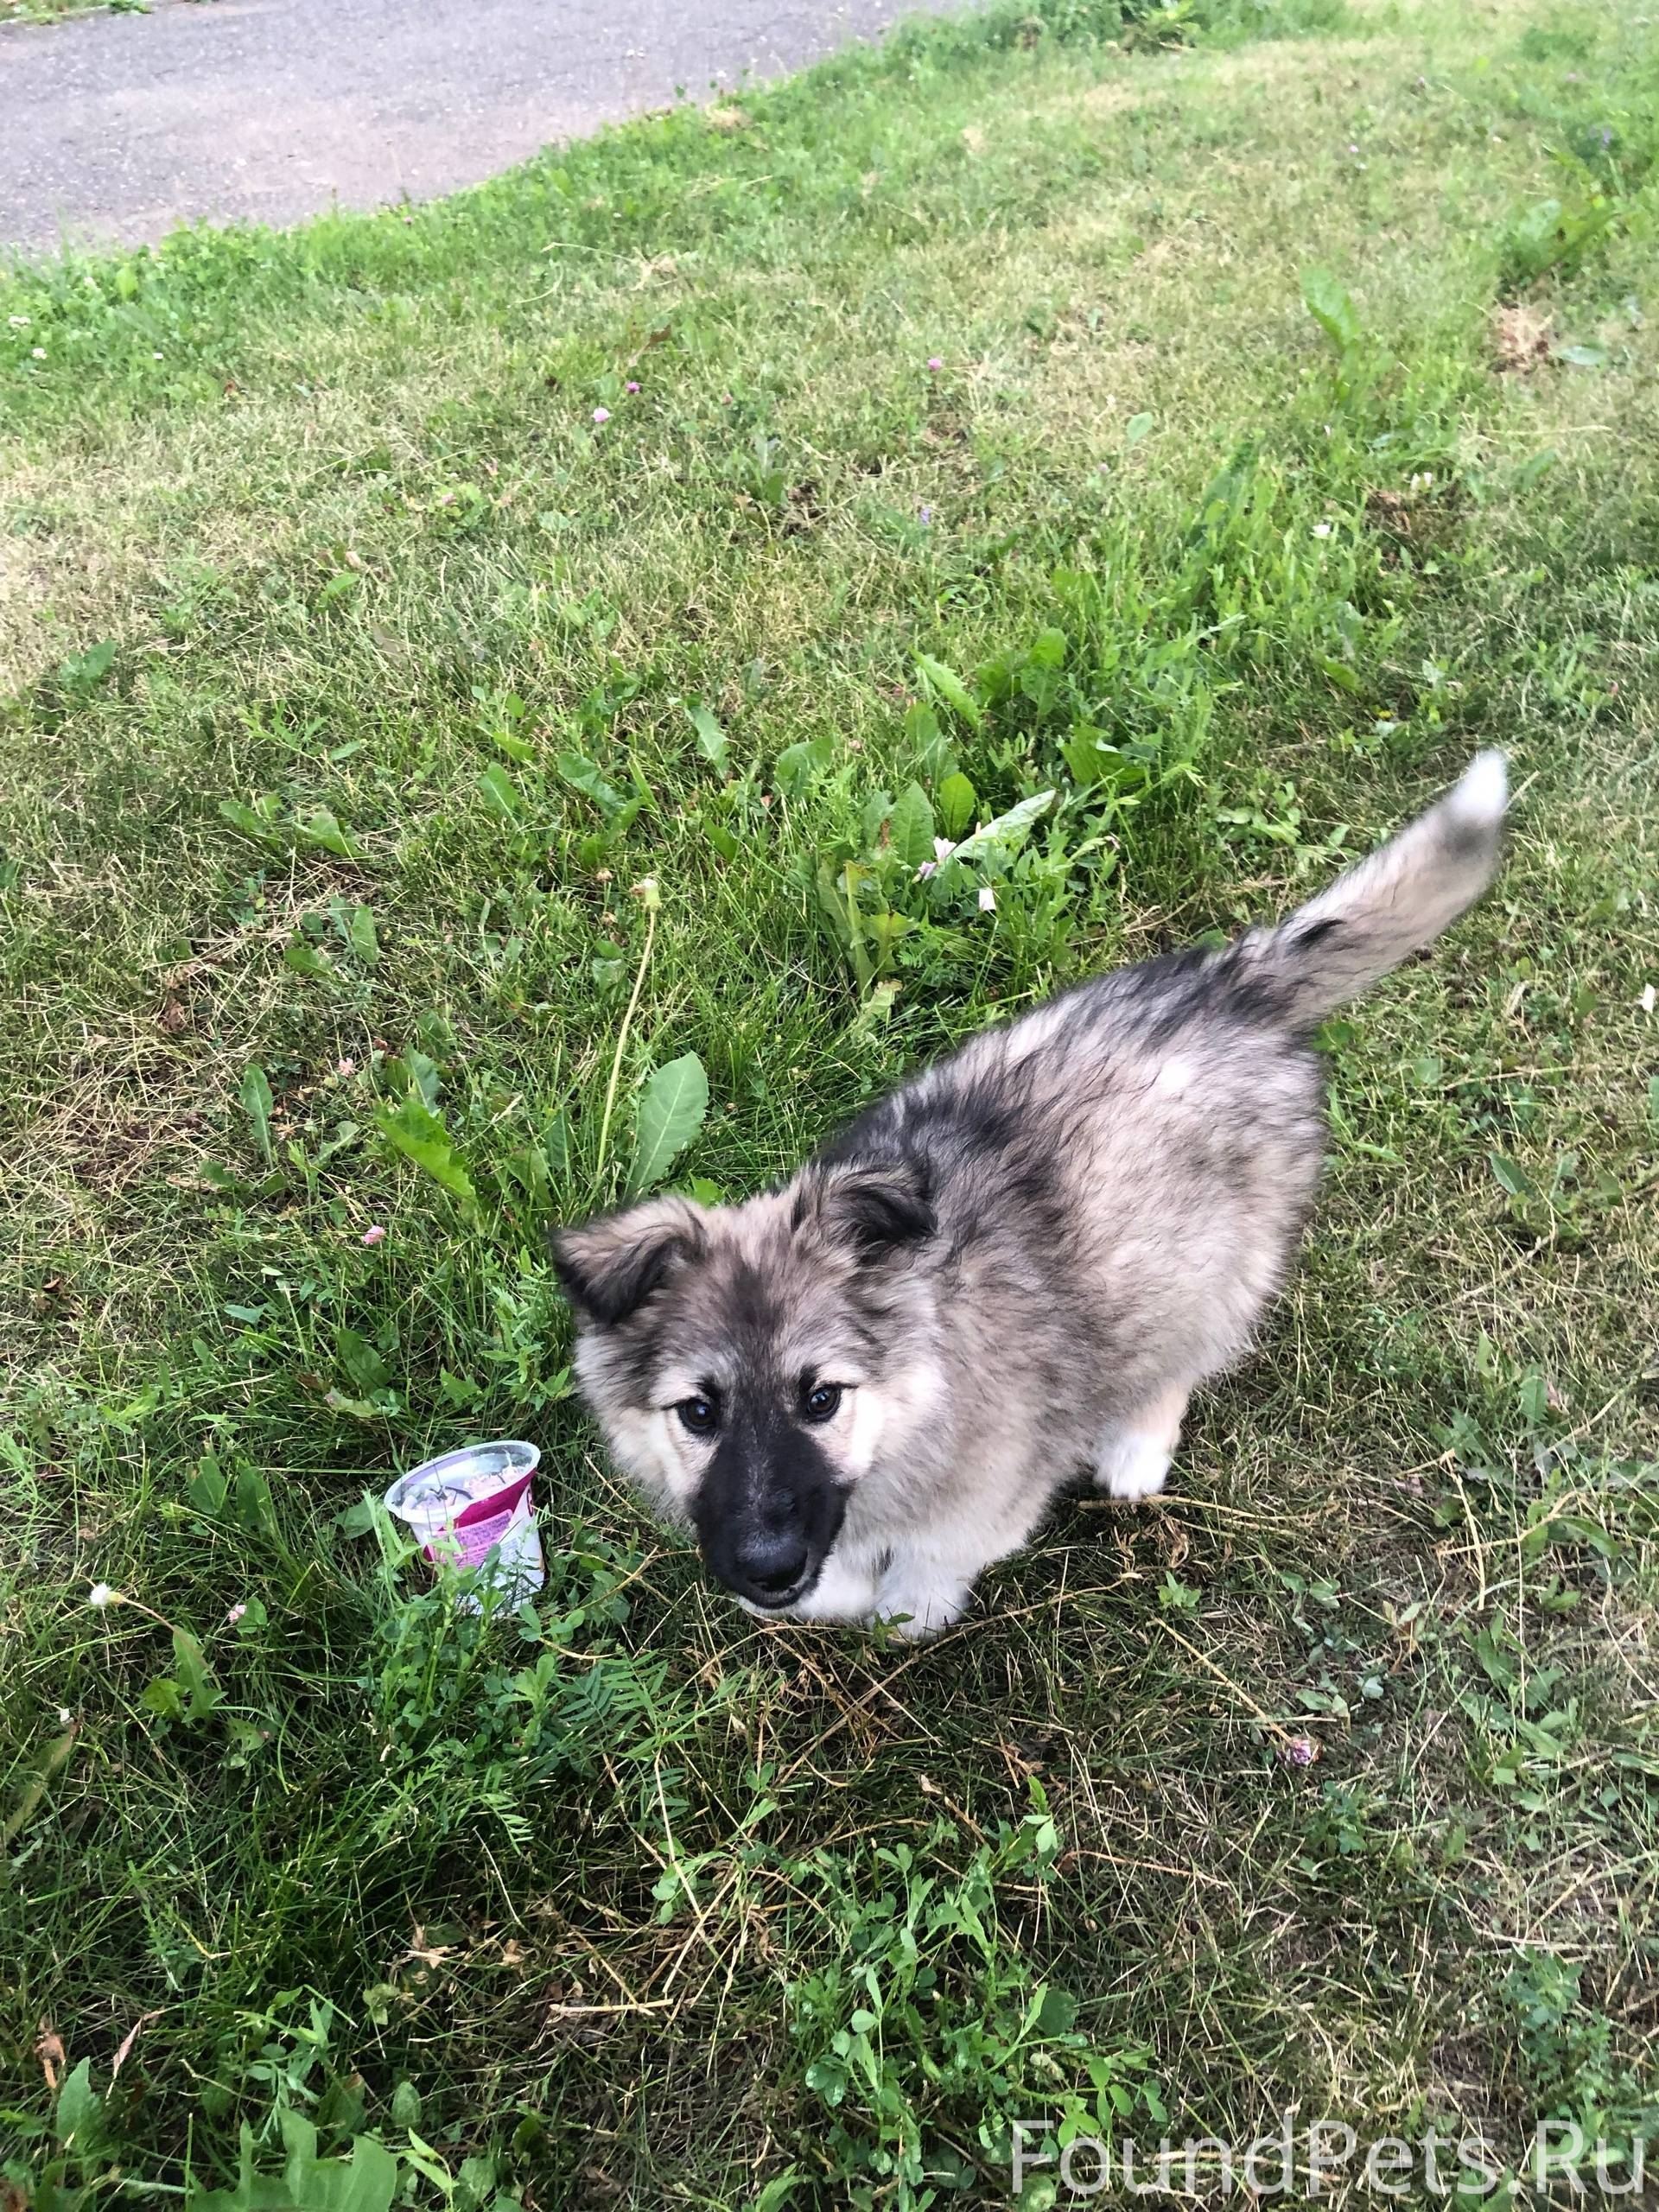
1094,1431 -> 1173,1501
871,1570 -> 972,1641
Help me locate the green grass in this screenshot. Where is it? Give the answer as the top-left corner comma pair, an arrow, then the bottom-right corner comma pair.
3,0 -> 1657,2203
2,0 -> 145,26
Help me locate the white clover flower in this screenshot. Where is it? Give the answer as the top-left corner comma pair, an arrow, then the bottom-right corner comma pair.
88,1583 -> 115,1609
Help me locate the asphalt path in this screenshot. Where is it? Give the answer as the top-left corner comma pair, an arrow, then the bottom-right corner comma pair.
2,0 -> 938,256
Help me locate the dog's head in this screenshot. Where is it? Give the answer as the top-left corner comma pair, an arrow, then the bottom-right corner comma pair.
552,1160 -> 938,1611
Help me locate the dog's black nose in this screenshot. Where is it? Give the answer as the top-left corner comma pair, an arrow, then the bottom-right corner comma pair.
734,1527 -> 809,1599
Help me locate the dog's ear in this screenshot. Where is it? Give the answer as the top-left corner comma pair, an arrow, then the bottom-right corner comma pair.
795,1157 -> 934,1262
551,1196 -> 708,1325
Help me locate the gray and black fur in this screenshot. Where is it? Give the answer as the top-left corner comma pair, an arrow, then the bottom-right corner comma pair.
554,753 -> 1508,1637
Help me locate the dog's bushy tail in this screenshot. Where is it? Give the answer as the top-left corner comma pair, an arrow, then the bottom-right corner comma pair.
1236,752 -> 1508,1032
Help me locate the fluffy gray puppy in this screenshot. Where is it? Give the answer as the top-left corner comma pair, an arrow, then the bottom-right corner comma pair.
554,753 -> 1507,1637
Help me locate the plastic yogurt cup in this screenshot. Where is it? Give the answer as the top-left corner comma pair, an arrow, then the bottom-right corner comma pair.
384,1440 -> 544,1609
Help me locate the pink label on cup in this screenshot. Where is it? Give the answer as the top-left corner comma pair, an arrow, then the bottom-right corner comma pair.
426,1504 -> 516,1568
453,1471 -> 532,1529
420,1469 -> 533,1568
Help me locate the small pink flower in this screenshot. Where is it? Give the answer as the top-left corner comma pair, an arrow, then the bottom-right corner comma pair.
626,379 -> 640,393
226,1602 -> 247,1626
720,392 -> 734,406
362,1224 -> 388,1248
592,406 -> 611,424
927,356 -> 944,372
336,1056 -> 356,1078
1280,1734 -> 1319,1769
977,885 -> 996,913
916,861 -> 937,880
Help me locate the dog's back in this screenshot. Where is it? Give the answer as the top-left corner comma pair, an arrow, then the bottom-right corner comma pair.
821,753 -> 1509,1447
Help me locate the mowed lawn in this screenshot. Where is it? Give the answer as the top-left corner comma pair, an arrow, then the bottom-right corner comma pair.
3,0 -> 1656,2202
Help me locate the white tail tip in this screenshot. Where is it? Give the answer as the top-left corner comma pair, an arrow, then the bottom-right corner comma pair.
1448,749 -> 1508,827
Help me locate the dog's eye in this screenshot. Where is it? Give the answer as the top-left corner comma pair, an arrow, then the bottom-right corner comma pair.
676,1395 -> 719,1436
802,1382 -> 842,1424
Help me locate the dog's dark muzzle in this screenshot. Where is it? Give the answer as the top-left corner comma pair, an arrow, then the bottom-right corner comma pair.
693,1417 -> 847,1611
